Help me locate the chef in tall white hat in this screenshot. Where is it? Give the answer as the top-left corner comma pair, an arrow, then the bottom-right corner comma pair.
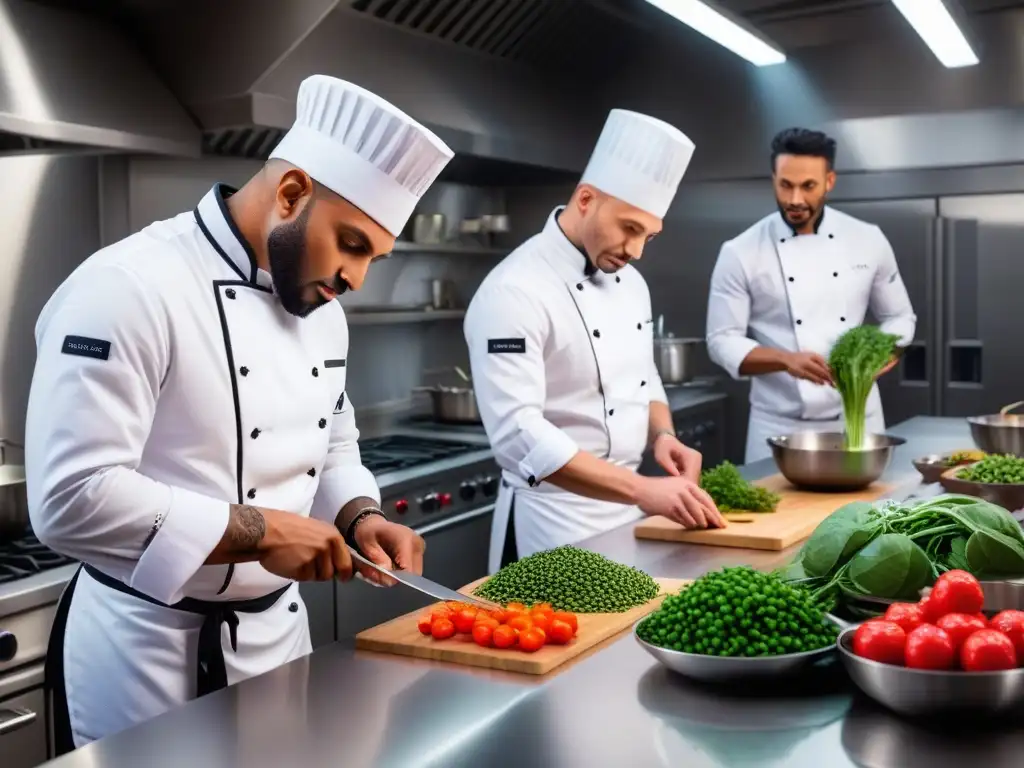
705,128 -> 916,463
25,74 -> 453,750
465,109 -> 726,573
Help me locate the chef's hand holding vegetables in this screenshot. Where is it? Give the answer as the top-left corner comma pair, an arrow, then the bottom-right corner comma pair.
464,108 -> 725,574
705,127 -> 916,463
24,75 -> 450,749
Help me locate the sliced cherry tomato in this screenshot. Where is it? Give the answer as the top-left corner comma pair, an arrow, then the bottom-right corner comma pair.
989,610 -> 1024,658
905,624 -> 955,670
530,613 -> 551,633
883,603 -> 925,634
472,622 -> 494,648
518,627 -> 547,653
929,570 -> 985,618
507,615 -> 533,633
552,611 -> 578,635
853,620 -> 906,665
936,613 -> 988,651
492,625 -> 518,649
961,628 -> 1017,671
431,617 -> 456,640
430,605 -> 453,622
547,619 -> 574,645
453,608 -> 478,634
417,614 -> 433,636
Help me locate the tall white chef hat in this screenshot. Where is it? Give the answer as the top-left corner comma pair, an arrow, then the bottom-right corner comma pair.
269,75 -> 454,236
579,109 -> 696,219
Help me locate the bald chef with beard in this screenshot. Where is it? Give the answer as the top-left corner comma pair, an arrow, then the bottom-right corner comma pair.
465,109 -> 725,573
25,75 -> 453,750
706,127 -> 916,463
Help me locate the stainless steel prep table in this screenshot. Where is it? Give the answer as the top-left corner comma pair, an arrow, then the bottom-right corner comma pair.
43,417 -> 1018,768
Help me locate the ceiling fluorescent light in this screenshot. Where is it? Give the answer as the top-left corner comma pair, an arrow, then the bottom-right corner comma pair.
891,0 -> 979,68
642,0 -> 786,67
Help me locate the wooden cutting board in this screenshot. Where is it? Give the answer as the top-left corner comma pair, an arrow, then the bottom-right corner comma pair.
633,474 -> 895,551
355,576 -> 689,675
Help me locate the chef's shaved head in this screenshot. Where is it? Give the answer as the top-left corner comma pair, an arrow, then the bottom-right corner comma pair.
228,159 -> 396,317
558,184 -> 662,274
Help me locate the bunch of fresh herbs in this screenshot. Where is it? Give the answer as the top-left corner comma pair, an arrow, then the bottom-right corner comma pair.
699,461 -> 781,513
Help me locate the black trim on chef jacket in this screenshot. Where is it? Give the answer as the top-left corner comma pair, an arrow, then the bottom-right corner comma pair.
45,564 -> 292,756
555,209 -> 613,460
780,206 -> 827,239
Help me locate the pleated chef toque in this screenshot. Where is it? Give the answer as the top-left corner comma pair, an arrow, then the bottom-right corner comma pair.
269,75 -> 454,236
579,109 -> 696,219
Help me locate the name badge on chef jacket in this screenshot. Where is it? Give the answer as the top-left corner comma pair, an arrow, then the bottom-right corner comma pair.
61,335 -> 111,361
488,338 -> 526,354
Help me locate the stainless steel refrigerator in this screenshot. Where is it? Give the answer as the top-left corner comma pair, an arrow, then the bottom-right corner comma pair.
836,194 -> 1024,425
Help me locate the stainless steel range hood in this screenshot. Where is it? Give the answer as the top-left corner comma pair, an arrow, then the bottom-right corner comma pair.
0,0 -> 200,156
117,0 -> 610,178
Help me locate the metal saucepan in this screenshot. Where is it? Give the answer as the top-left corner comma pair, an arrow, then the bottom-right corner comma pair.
652,314 -> 702,385
0,439 -> 28,540
413,385 -> 481,424
968,401 -> 1024,457
767,432 -> 906,490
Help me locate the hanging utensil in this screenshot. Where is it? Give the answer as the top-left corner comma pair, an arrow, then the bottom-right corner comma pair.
454,365 -> 471,383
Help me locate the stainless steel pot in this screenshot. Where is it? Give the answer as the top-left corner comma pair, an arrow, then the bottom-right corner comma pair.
968,400 -> 1024,457
412,214 -> 445,244
0,439 -> 28,540
413,386 -> 481,424
654,337 -> 701,385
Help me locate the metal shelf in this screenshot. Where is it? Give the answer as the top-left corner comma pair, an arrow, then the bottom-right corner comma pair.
346,309 -> 467,326
391,241 -> 506,256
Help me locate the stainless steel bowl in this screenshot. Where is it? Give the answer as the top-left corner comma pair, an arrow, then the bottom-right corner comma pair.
767,432 -> 906,491
841,579 -> 1024,616
968,413 -> 1024,457
939,463 -> 1024,513
633,617 -> 837,683
837,626 -> 1024,716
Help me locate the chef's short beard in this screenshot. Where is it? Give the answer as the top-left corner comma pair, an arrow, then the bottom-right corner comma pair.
267,200 -> 322,318
777,197 -> 824,230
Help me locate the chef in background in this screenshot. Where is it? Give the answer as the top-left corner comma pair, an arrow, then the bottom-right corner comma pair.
26,75 -> 452,750
465,109 -> 725,573
705,127 -> 916,463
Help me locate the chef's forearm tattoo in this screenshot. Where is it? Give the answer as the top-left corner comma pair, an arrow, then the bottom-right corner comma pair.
225,504 -> 267,553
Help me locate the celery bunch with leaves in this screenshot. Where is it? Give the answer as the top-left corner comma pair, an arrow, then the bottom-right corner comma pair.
827,325 -> 899,450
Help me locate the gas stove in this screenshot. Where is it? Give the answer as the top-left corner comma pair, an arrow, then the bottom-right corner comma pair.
359,434 -> 482,475
0,532 -> 75,586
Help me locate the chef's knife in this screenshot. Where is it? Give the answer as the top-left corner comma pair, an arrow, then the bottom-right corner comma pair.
348,547 -> 498,610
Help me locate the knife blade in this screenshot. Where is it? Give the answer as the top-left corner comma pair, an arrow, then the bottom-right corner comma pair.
348,547 -> 498,610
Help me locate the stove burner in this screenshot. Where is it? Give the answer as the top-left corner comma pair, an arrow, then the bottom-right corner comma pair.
0,532 -> 76,585
360,435 -> 479,475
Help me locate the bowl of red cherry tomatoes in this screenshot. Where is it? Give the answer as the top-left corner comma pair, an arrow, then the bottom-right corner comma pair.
837,570 -> 1024,716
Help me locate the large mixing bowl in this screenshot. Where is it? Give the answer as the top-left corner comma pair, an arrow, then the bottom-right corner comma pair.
767,432 -> 906,491
968,407 -> 1024,457
837,626 -> 1024,716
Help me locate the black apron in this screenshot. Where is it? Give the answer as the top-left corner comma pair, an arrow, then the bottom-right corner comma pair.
45,564 -> 291,756
500,483 -> 518,569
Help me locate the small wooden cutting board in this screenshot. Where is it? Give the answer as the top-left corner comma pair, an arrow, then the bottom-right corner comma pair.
355,576 -> 689,675
633,474 -> 895,551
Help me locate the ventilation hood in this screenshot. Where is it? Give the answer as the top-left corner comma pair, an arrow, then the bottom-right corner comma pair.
0,0 -> 200,156
111,0 -> 622,179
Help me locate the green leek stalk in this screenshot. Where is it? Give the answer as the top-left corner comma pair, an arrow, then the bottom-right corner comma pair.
827,326 -> 900,451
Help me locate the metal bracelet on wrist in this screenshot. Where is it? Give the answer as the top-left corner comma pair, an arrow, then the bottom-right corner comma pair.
344,506 -> 387,547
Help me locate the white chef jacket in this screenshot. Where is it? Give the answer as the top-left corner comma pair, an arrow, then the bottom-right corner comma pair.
465,207 -> 668,571
24,184 -> 381,744
705,207 -> 916,461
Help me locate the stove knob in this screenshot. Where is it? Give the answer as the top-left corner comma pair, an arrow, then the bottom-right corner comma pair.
421,493 -> 439,513
459,482 -> 477,501
394,499 -> 409,514
482,476 -> 499,497
0,631 -> 17,663
693,423 -> 707,438
439,492 -> 452,506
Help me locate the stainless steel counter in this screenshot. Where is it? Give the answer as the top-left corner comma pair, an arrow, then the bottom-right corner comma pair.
44,416 -> 1015,768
